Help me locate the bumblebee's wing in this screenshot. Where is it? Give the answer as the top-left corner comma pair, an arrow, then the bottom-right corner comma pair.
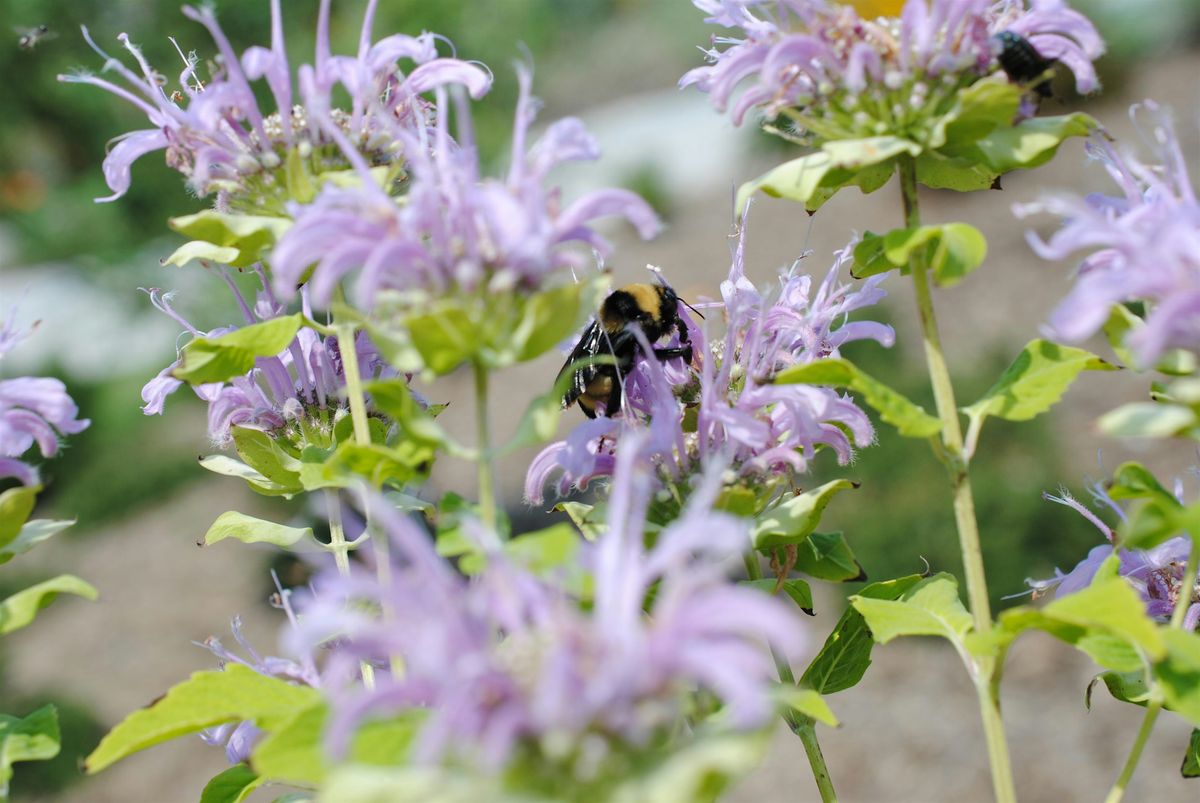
558,320 -> 605,408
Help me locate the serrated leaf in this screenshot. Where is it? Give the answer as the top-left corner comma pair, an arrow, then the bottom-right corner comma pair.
200,765 -> 263,803
1043,577 -> 1165,661
176,315 -> 305,385
914,153 -> 998,191
801,574 -> 924,694
752,479 -> 857,550
776,687 -> 839,727
0,575 -> 97,636
0,518 -> 75,565
851,223 -> 987,285
1098,402 -> 1197,439
162,240 -> 241,268
403,302 -> 477,376
198,455 -> 296,497
231,427 -> 304,492
204,511 -> 314,549
737,137 -> 919,213
794,531 -> 865,582
319,441 -> 434,489
169,211 -> 292,268
0,705 -> 60,799
85,665 -> 320,774
1075,632 -> 1145,673
1182,729 -> 1200,778
1108,462 -> 1181,507
511,282 -> 588,363
1156,629 -> 1200,726
971,113 -> 1097,174
774,357 -> 942,438
930,76 -> 1022,152
0,485 -> 39,548
744,579 -> 815,615
963,340 -> 1115,440
850,573 -> 972,645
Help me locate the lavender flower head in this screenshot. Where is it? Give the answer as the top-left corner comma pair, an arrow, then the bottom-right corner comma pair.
61,0 -> 491,210
1017,102 -> 1200,366
142,267 -> 394,447
526,220 -> 891,506
0,314 -> 90,486
1029,482 -> 1200,630
681,0 -> 1102,141
271,67 -> 659,308
289,440 -> 803,780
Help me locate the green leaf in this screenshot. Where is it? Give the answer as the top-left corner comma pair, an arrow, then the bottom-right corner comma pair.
161,240 -> 241,268
971,113 -> 1096,174
1087,670 -> 1152,710
610,730 -> 770,803
914,153 -> 998,192
963,340 -> 1115,439
850,573 -> 972,645
801,574 -> 924,694
501,390 -> 565,455
0,518 -> 75,565
752,479 -> 857,550
744,578 -> 815,615
773,357 -> 942,438
511,282 -> 588,363
0,575 -> 97,636
285,148 -> 317,204
175,315 -> 305,385
1156,629 -> 1200,726
930,76 -> 1022,152
203,511 -> 314,549
403,302 -> 477,376
1108,462 -> 1181,508
737,137 -> 919,213
168,211 -> 292,268
776,687 -> 839,727
0,485 -> 40,548
0,705 -> 60,799
318,441 -> 434,489
554,501 -> 606,541
1043,577 -> 1165,661
85,665 -> 320,774
1098,402 -> 1197,439
1075,632 -> 1145,673
1103,304 -> 1142,368
851,224 -> 987,287
794,531 -> 865,582
1182,729 -> 1200,778
364,379 -> 451,450
230,427 -> 304,492
198,455 -> 297,498
200,765 -> 263,803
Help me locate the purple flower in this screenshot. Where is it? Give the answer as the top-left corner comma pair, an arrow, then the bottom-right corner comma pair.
0,315 -> 90,486
1017,102 -> 1200,366
526,222 -> 889,505
1029,484 -> 1200,628
681,0 -> 1102,138
271,67 -> 659,307
61,1 -> 491,207
142,267 -> 394,446
289,441 -> 803,776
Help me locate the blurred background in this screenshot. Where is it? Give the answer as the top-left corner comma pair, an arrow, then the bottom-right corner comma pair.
2,0 -> 1200,800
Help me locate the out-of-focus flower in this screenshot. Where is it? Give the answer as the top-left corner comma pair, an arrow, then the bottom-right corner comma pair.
0,314 -> 90,486
289,440 -> 803,778
1029,483 -> 1200,629
1017,102 -> 1200,366
201,582 -> 320,764
681,0 -> 1102,139
526,223 -> 890,506
271,67 -> 659,308
143,267 -> 393,446
61,0 -> 491,209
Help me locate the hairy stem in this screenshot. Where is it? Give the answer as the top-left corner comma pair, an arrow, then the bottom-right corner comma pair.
1105,543 -> 1200,803
898,156 -> 1015,803
473,359 -> 498,532
743,553 -> 838,803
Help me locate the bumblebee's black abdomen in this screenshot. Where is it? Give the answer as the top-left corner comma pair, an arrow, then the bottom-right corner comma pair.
994,31 -> 1054,95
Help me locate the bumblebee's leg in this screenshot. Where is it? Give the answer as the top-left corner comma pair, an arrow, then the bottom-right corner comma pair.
653,346 -> 693,362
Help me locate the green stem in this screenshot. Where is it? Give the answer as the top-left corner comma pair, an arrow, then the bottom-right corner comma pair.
743,553 -> 839,803
473,359 -> 498,532
898,156 -> 1015,803
325,488 -> 375,689
1105,543 -> 1200,803
336,324 -> 372,448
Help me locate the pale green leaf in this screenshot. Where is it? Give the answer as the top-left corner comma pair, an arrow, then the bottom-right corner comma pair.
773,357 -> 942,438
162,240 -> 241,268
0,705 -> 59,799
0,485 -> 39,548
776,687 -> 839,727
1156,629 -> 1200,726
744,578 -> 814,614
169,211 -> 292,268
1087,670 -> 1151,710
0,518 -> 74,565
0,575 -> 97,636
200,765 -> 263,803
752,479 -> 857,550
176,314 -> 305,384
198,455 -> 296,497
285,148 -> 317,204
85,665 -> 320,774
204,511 -> 314,549
1043,577 -> 1165,661
794,531 -> 865,582
971,113 -> 1096,174
1098,402 -> 1197,439
850,573 -> 972,645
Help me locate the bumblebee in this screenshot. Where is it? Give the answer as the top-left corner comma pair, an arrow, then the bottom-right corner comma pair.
558,283 -> 693,418
993,31 -> 1055,97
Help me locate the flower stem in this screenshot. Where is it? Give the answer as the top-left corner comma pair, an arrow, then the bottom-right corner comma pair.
1104,541 -> 1200,803
743,553 -> 839,803
325,488 -> 375,689
336,323 -> 372,448
473,358 -> 498,532
897,155 -> 1015,803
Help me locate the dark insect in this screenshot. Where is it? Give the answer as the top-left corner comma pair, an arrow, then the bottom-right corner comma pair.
16,25 -> 54,51
558,283 -> 693,418
993,31 -> 1055,97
